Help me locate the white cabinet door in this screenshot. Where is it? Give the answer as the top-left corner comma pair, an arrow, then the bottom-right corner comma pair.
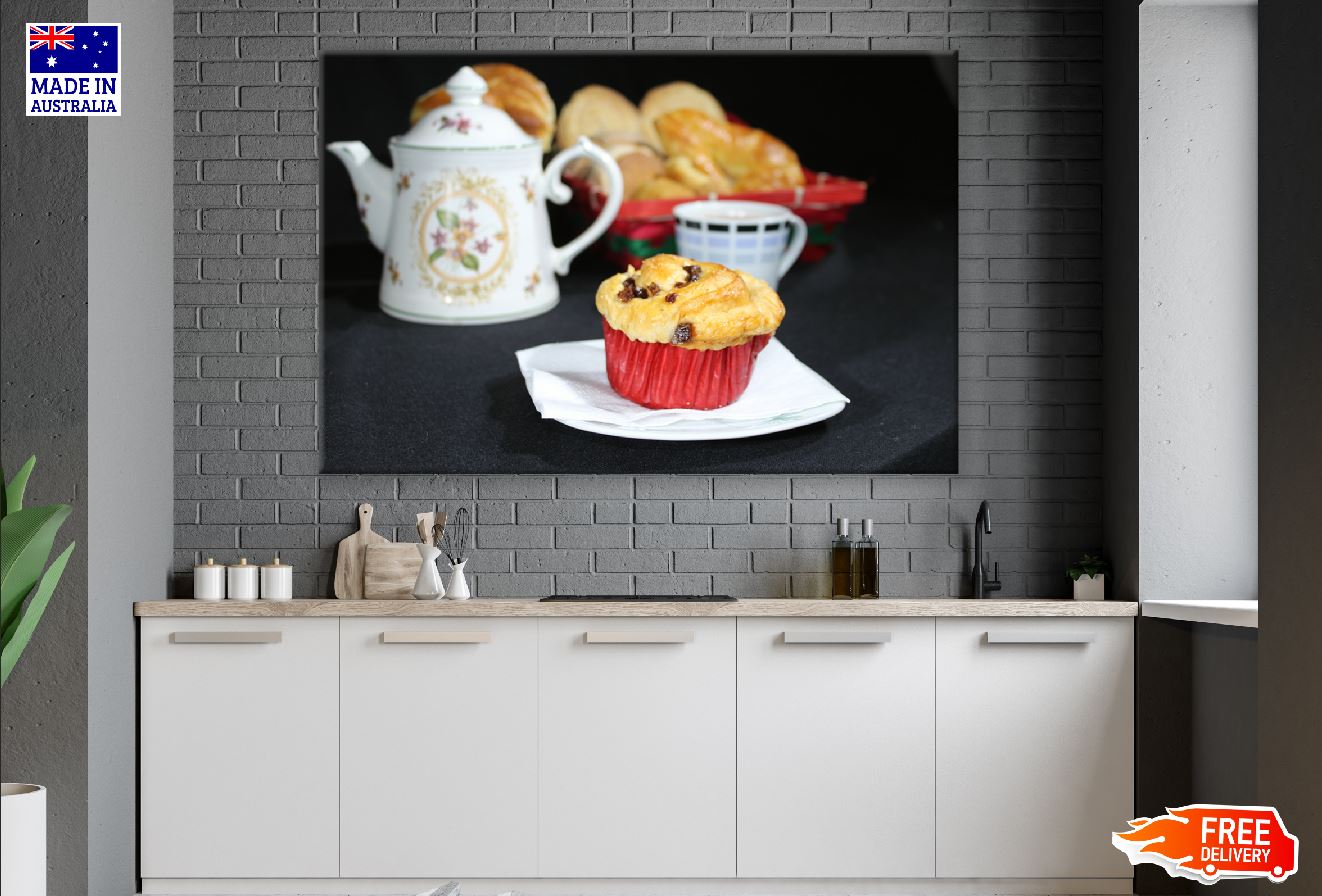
339,618 -> 538,877
737,618 -> 935,877
935,618 -> 1134,878
538,617 -> 736,877
139,618 -> 339,878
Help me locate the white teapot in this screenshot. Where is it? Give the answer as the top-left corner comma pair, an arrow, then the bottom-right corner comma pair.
328,66 -> 623,325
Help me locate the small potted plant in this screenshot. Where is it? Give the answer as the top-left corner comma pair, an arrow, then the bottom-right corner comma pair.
1067,554 -> 1108,601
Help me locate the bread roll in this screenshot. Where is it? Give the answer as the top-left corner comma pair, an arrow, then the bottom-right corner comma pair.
654,108 -> 804,193
664,154 -> 734,195
638,82 -> 725,150
411,63 -> 555,151
556,85 -> 643,150
563,132 -> 666,198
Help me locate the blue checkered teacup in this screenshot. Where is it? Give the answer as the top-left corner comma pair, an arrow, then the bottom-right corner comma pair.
672,200 -> 808,290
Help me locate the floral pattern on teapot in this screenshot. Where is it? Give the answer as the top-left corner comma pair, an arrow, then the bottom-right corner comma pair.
411,171 -> 513,304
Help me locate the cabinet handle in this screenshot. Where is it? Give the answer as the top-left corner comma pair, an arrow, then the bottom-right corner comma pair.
985,631 -> 1094,645
584,631 -> 694,644
783,631 -> 892,644
380,631 -> 491,644
169,631 -> 281,644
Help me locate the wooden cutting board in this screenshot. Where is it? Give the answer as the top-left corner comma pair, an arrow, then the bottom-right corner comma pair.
333,503 -> 388,599
363,542 -> 425,599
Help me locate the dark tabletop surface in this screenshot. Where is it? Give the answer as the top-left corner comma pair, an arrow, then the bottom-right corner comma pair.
323,198 -> 956,475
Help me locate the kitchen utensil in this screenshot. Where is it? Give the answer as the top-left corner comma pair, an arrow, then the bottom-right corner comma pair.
416,511 -> 435,546
413,544 -> 445,599
431,510 -> 448,550
673,200 -> 807,289
333,503 -> 388,599
227,558 -> 258,602
440,507 -> 471,567
327,66 -> 624,326
260,556 -> 294,601
362,543 -> 424,599
193,558 -> 225,601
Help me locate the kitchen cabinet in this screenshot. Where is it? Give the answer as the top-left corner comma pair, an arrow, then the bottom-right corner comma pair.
736,618 -> 936,877
339,618 -> 538,877
136,601 -> 1137,891
935,618 -> 1134,878
139,618 -> 339,878
537,617 -> 737,877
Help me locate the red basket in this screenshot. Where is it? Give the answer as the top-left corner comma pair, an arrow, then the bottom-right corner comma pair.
565,170 -> 868,270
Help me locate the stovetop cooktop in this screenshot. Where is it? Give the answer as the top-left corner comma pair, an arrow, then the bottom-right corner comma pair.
540,595 -> 737,602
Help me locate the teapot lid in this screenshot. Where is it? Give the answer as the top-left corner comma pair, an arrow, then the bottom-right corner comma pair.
394,66 -> 538,151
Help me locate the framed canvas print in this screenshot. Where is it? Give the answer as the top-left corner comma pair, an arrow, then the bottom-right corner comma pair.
322,53 -> 957,474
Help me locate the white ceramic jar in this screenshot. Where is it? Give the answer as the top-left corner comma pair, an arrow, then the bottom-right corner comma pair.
328,66 -> 624,325
192,557 -> 226,601
260,556 -> 293,601
227,558 -> 259,602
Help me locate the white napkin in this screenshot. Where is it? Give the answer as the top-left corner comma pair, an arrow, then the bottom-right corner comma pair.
515,338 -> 848,430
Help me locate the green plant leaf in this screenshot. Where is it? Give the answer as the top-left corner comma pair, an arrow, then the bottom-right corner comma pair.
436,209 -> 459,229
461,253 -> 480,271
3,456 -> 37,519
1,541 -> 75,685
428,247 -> 447,264
1,503 -> 71,638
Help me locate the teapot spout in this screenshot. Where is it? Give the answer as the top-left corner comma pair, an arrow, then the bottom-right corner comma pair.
327,141 -> 392,252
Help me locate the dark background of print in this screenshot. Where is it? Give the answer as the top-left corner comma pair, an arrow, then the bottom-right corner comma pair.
321,53 -> 957,474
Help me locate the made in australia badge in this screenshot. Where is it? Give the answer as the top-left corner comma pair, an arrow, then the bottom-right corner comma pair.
27,23 -> 121,116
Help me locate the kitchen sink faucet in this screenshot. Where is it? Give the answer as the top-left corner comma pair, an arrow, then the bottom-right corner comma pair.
972,500 -> 1002,598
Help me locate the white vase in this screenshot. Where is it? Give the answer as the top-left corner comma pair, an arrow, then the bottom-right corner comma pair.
1073,573 -> 1105,601
1,783 -> 46,896
413,544 -> 445,599
446,560 -> 471,600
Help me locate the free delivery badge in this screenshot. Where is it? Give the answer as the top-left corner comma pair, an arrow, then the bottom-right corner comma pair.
27,23 -> 121,116
1113,804 -> 1299,884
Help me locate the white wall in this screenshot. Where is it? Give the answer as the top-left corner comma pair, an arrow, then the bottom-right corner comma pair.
87,0 -> 174,891
1138,4 -> 1258,603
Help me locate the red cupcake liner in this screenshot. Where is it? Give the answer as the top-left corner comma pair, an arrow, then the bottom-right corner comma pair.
602,319 -> 773,410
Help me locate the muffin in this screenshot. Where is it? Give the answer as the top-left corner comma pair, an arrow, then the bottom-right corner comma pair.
595,254 -> 785,410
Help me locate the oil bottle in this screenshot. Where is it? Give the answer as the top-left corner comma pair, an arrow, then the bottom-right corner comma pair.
831,518 -> 855,599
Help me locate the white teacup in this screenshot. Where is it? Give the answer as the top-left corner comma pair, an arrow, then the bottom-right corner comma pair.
673,200 -> 808,289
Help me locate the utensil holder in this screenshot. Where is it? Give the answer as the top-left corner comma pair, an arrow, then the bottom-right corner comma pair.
413,544 -> 445,599
446,560 -> 470,600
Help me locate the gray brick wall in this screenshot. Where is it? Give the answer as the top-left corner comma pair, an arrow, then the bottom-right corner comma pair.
173,0 -> 1103,600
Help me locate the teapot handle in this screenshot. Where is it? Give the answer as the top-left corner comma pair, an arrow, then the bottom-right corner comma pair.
543,137 -> 624,276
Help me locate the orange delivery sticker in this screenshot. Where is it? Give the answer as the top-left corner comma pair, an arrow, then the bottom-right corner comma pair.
1113,804 -> 1299,884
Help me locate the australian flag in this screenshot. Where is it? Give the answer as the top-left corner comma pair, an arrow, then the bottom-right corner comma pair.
29,24 -> 119,75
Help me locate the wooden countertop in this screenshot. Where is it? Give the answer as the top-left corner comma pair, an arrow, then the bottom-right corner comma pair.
134,598 -> 1138,618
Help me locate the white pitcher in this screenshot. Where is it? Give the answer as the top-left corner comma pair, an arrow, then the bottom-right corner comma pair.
328,66 -> 624,325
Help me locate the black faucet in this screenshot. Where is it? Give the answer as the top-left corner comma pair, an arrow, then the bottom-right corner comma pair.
972,500 -> 1002,598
